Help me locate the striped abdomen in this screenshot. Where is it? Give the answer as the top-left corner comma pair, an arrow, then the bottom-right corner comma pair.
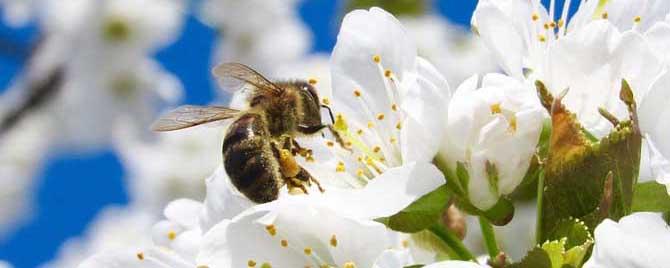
222,113 -> 281,203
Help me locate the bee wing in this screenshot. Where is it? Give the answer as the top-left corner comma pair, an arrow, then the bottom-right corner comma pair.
151,105 -> 240,131
212,62 -> 283,94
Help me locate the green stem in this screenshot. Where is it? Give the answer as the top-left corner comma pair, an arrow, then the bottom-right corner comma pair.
428,223 -> 476,261
535,170 -> 545,244
479,216 -> 499,260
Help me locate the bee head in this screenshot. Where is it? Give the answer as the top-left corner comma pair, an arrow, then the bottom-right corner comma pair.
295,81 -> 323,132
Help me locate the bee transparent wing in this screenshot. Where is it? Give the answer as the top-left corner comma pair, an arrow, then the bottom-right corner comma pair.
151,105 -> 240,131
212,62 -> 283,94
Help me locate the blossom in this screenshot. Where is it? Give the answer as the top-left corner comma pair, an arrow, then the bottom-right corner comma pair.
424,260 -> 489,268
0,0 -> 38,26
309,7 -> 449,190
196,196 -> 413,268
638,70 -> 670,192
583,212 -> 670,268
400,14 -> 497,86
472,0 -> 665,138
114,124 -> 223,210
198,0 -> 311,75
439,74 -> 545,210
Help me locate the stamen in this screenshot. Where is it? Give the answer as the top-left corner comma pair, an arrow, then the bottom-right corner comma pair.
634,16 -> 641,23
373,146 -> 381,153
261,263 -> 272,268
391,103 -> 398,111
304,248 -> 313,255
265,225 -> 277,236
168,231 -> 176,240
602,12 -> 608,19
367,121 -> 374,129
402,240 -> 410,248
322,98 -> 330,105
490,103 -> 502,114
538,34 -> 547,42
136,252 -> 144,260
389,137 -> 397,144
508,115 -> 518,133
308,78 -> 318,85
384,70 -> 392,77
373,55 -> 381,63
248,260 -> 257,267
330,235 -> 338,247
343,262 -> 357,268
281,239 -> 288,247
353,90 -> 361,97
532,13 -> 539,21
336,162 -> 346,172
376,113 -> 385,120
326,141 -> 334,147
396,122 -> 402,130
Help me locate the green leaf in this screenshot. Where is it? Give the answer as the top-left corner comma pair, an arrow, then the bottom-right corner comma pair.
509,247 -> 552,268
545,218 -> 592,249
541,240 -> 566,268
632,181 -> 670,212
377,185 -> 451,233
345,0 -> 428,16
536,80 -> 641,241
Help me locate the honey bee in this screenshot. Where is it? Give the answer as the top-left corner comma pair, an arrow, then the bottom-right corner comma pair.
151,63 -> 334,203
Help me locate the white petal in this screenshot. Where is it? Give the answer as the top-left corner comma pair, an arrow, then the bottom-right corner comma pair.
199,166 -> 254,232
78,248 -> 192,268
372,249 -> 413,268
163,199 -> 203,229
424,260 -> 488,268
584,212 -> 670,268
639,70 -> 670,188
322,162 -> 445,219
645,22 -> 670,64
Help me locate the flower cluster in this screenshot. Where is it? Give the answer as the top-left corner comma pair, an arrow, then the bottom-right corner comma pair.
1,0 -> 669,267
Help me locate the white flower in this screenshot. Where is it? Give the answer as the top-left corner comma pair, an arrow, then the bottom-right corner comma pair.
78,247 -> 193,268
114,124 -> 222,210
151,199 -> 204,261
199,0 -> 311,75
310,7 -> 449,190
440,74 -> 544,210
583,212 -> 670,268
424,260 -> 489,268
0,0 -> 38,27
638,70 -> 670,193
472,0 -> 666,138
0,110 -> 52,240
196,196 -> 413,268
400,14 -> 497,86
44,206 -> 156,268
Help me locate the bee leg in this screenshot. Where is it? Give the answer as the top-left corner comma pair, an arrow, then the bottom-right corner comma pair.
327,125 -> 351,152
295,167 -> 325,193
287,178 -> 309,195
290,139 -> 313,158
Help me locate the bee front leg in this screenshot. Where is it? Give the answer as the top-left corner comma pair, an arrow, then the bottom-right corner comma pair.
290,139 -> 313,158
295,167 -> 325,193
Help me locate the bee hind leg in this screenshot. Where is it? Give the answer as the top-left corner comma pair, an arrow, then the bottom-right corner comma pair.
287,178 -> 309,195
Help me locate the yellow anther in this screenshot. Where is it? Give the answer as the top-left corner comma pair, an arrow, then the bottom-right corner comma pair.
330,234 -> 338,247
634,16 -> 641,23
391,103 -> 398,111
376,113 -> 385,120
543,23 -> 550,30
168,231 -> 176,240
373,146 -> 381,153
356,168 -> 365,177
538,34 -> 547,42
508,115 -> 518,133
549,21 -> 556,28
345,141 -> 352,148
306,155 -> 315,162
531,13 -> 539,21
396,122 -> 402,130
602,12 -> 609,19
356,129 -> 364,136
558,19 -> 564,28
304,247 -> 313,255
343,262 -> 357,268
402,240 -> 410,248
322,97 -> 330,105
389,137 -> 397,144
367,121 -> 374,128
281,239 -> 288,247
336,162 -> 346,172
136,252 -> 144,260
326,141 -> 334,147
490,103 -> 502,114
261,263 -> 272,268
379,156 -> 386,163
354,90 -> 361,97
248,260 -> 257,267
373,55 -> 381,63
384,69 -> 392,77
265,225 -> 277,236
334,113 -> 348,132
308,78 -> 318,85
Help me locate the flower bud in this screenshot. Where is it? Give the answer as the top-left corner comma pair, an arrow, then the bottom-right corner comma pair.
440,74 -> 545,210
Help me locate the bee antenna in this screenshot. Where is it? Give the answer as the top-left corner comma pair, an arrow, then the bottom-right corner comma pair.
321,104 -> 335,125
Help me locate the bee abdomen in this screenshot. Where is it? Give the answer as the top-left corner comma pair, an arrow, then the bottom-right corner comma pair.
223,113 -> 281,203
